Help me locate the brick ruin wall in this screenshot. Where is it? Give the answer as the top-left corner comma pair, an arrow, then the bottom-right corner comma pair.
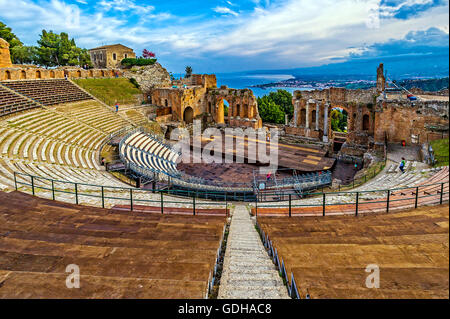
148,74 -> 262,129
0,67 -> 123,81
289,84 -> 449,157
0,39 -> 12,68
374,100 -> 449,145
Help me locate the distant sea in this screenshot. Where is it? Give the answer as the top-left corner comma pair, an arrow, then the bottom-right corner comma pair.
215,72 -> 306,97
175,72 -> 311,97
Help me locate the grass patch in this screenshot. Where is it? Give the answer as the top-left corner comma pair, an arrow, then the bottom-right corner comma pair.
430,138 -> 449,167
73,78 -> 142,106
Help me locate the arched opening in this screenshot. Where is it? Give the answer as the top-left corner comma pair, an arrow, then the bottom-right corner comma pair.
101,70 -> 105,77
329,107 -> 349,152
165,99 -> 168,107
147,95 -> 152,104
363,114 -> 370,131
113,53 -> 117,60
243,104 -> 249,118
20,71 -> 26,79
36,70 -> 41,79
236,104 -> 241,118
50,71 -> 55,78
300,109 -> 306,126
330,107 -> 348,133
183,106 -> 194,124
4,70 -> 11,80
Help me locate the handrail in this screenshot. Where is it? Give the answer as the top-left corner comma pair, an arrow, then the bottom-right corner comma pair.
13,170 -> 449,205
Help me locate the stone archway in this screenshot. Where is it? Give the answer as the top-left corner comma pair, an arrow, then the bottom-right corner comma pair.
363,114 -> 370,131
328,105 -> 349,134
4,70 -> 11,80
50,71 -> 55,78
300,109 -> 306,126
20,70 -> 26,79
183,106 -> 194,124
36,70 -> 41,79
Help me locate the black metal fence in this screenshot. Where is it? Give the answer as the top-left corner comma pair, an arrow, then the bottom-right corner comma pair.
14,172 -> 230,216
255,219 -> 300,299
253,180 -> 449,217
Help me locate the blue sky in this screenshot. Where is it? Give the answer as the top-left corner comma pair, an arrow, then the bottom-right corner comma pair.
0,0 -> 448,73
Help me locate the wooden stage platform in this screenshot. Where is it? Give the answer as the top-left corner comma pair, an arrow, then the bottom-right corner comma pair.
187,134 -> 335,172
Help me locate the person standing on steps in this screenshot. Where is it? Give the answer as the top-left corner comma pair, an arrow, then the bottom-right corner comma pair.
399,157 -> 406,173
115,102 -> 119,113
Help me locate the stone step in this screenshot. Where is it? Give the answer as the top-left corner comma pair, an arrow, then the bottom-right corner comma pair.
222,286 -> 289,299
218,205 -> 289,299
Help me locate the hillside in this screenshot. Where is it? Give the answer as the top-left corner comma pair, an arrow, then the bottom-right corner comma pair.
73,78 -> 142,106
399,77 -> 449,92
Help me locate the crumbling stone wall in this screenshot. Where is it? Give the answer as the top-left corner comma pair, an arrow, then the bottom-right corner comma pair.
147,74 -> 262,128
0,38 -> 12,68
0,67 -> 122,81
291,88 -> 375,142
123,62 -> 171,91
206,87 -> 262,129
374,100 -> 449,145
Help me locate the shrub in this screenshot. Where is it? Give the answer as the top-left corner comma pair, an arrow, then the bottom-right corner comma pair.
129,78 -> 140,89
121,58 -> 157,67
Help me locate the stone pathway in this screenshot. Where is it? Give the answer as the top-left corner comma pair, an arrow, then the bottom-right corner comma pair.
218,205 -> 289,299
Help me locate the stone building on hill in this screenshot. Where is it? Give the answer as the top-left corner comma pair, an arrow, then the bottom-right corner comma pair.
89,44 -> 136,69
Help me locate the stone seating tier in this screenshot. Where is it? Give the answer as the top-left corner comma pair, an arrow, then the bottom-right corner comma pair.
1,79 -> 92,106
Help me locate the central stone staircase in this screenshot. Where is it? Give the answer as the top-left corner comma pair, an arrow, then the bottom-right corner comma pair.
218,205 -> 289,299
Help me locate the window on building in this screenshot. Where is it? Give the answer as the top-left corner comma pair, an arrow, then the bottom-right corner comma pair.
113,53 -> 117,60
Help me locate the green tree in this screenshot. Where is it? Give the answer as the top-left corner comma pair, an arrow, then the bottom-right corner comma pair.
185,66 -> 193,78
0,21 -> 22,48
330,109 -> 348,132
10,45 -> 36,64
267,90 -> 294,119
257,97 -> 285,124
0,21 -> 33,64
35,30 -> 92,67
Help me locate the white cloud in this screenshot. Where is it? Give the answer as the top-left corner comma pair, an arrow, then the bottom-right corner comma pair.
213,6 -> 239,16
98,0 -> 155,13
0,0 -> 448,71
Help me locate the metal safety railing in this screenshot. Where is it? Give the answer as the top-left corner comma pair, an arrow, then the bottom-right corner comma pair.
255,219 -> 301,299
253,180 -> 449,217
13,171 -> 231,215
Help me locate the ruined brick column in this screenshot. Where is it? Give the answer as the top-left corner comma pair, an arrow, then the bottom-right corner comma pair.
293,101 -> 299,127
315,103 -> 320,130
0,38 -> 13,68
323,103 -> 329,142
306,100 -> 311,129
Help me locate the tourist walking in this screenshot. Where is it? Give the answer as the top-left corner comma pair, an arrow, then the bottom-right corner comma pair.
399,157 -> 406,173
115,103 -> 119,112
